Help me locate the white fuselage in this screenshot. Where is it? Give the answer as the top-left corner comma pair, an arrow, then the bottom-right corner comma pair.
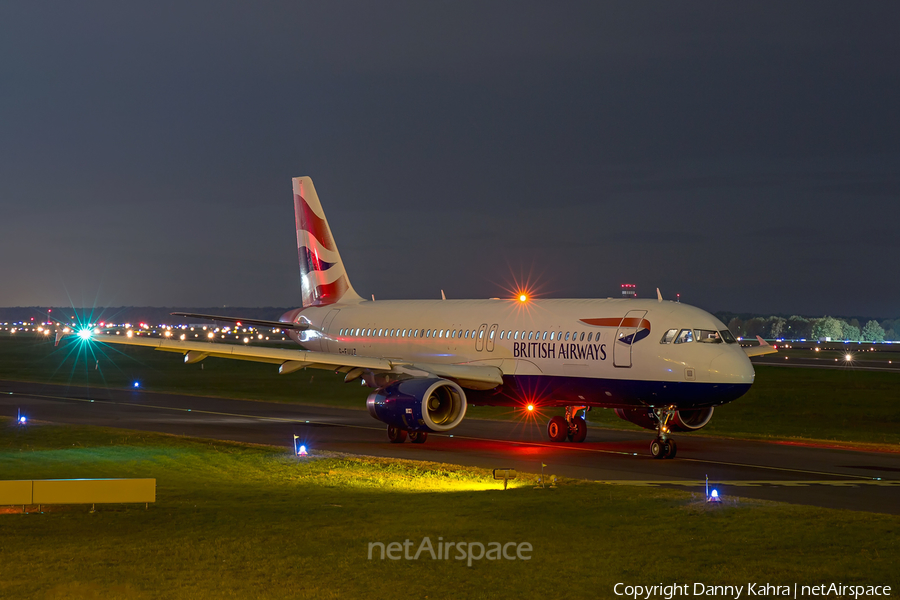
284,297 -> 754,410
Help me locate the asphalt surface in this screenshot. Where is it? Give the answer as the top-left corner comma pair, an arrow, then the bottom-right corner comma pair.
2,379 -> 898,515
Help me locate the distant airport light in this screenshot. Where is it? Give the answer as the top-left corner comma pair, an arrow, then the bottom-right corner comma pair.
243,337 -> 249,343
844,353 -> 853,362
126,330 -> 134,338
180,334 -> 186,340
208,332 -> 215,339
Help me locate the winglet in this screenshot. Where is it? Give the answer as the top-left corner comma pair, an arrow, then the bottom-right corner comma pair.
743,336 -> 778,357
441,290 -> 446,300
656,288 -> 663,302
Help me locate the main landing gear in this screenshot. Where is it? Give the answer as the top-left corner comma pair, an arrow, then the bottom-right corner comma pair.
547,407 -> 588,443
386,424 -> 428,444
650,406 -> 677,459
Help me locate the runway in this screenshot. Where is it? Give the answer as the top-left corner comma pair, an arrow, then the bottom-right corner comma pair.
752,354 -> 900,372
2,379 -> 898,515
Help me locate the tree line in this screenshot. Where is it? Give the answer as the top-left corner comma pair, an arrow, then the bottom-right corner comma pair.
715,314 -> 898,342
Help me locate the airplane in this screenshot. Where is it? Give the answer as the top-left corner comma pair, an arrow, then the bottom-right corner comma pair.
76,176 -> 777,459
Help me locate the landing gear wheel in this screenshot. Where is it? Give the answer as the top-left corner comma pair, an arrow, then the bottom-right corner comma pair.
408,431 -> 428,444
650,438 -> 665,458
387,425 -> 407,443
664,439 -> 677,459
547,416 -> 568,442
569,417 -> 587,443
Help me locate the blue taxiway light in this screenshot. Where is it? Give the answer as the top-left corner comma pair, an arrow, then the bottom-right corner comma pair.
18,416 -> 27,424
297,445 -> 308,457
133,382 -> 140,388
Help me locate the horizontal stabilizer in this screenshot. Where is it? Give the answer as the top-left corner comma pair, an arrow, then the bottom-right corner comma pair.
743,335 -> 778,357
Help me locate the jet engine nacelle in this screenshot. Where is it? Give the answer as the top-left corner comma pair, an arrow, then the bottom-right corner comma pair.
614,407 -> 715,432
366,378 -> 467,432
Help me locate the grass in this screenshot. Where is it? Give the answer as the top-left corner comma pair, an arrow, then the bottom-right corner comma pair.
0,420 -> 897,599
2,335 -> 899,447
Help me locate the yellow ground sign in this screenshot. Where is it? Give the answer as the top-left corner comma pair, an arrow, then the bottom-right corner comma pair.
0,479 -> 156,505
0,480 -> 33,505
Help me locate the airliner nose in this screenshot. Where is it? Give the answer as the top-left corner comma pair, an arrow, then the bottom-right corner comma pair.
708,350 -> 755,384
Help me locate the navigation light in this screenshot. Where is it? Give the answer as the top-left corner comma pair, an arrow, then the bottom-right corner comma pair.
77,328 -> 92,341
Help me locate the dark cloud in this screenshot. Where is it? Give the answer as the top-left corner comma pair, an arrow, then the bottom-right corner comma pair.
1,2 -> 898,316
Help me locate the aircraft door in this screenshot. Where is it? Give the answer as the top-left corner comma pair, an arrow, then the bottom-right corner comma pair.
486,324 -> 499,352
613,309 -> 647,368
475,323 -> 488,351
321,309 -> 341,352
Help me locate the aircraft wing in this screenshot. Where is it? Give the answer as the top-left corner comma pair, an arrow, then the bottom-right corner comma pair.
743,335 -> 778,357
84,334 -> 503,390
169,312 -> 308,331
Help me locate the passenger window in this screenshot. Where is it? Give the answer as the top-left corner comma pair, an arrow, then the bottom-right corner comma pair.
490,330 -> 495,339
541,331 -> 546,340
458,330 -> 463,338
674,329 -> 694,344
446,329 -> 450,338
465,330 -> 469,339
660,329 -> 678,344
528,331 -> 533,340
378,329 -> 383,337
499,331 -> 504,340
580,332 -> 585,341
479,330 -> 484,339
587,332 -> 593,342
564,332 -> 570,341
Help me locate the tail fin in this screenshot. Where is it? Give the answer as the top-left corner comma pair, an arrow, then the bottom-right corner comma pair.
293,177 -> 362,307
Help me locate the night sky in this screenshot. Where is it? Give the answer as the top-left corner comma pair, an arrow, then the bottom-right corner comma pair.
3,2 -> 898,317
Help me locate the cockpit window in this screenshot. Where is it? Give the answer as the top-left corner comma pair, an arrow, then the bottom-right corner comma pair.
719,329 -> 737,344
694,329 -> 722,343
674,329 -> 694,344
660,329 -> 678,344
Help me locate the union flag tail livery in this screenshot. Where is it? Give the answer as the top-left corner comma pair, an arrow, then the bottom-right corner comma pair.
293,176 -> 362,307
82,174 -> 777,459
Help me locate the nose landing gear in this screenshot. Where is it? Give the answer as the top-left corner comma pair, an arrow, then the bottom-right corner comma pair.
650,406 -> 677,459
546,406 -> 589,443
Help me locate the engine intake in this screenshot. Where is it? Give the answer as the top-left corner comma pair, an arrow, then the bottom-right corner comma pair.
613,407 -> 714,432
366,378 -> 467,432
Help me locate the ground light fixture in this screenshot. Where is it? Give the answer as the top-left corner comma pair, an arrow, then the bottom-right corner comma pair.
706,475 -> 721,503
17,408 -> 26,426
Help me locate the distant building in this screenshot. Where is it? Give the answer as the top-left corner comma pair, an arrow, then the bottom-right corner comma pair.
621,284 -> 637,298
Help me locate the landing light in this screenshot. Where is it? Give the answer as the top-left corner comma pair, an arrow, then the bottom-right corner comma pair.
77,328 -> 92,341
